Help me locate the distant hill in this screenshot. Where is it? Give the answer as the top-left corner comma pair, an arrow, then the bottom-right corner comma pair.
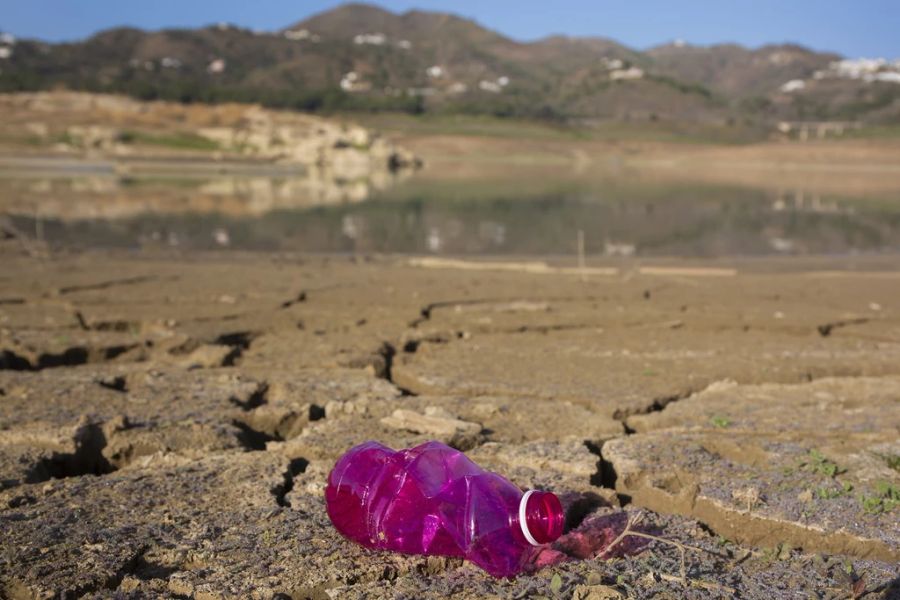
1,2 -> 898,124
647,43 -> 838,97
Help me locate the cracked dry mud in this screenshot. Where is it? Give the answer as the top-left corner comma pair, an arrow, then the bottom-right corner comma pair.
1,248 -> 899,599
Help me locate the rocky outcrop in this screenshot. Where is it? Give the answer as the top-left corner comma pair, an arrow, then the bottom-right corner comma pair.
0,92 -> 422,220
195,104 -> 420,178
0,92 -> 421,177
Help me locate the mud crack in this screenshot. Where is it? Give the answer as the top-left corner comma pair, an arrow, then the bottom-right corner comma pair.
272,458 -> 309,508
410,297 -> 542,328
376,342 -> 417,396
74,311 -> 141,333
37,420 -> 116,480
215,331 -> 259,366
57,275 -> 159,296
584,440 -> 625,502
166,330 -> 259,368
97,375 -> 128,392
280,291 -> 307,309
612,389 -> 694,423
0,343 -> 139,371
233,421 -> 279,451
817,318 -> 870,337
230,380 -> 269,411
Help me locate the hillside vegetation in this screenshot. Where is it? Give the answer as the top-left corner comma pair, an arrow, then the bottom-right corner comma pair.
1,3 -> 898,124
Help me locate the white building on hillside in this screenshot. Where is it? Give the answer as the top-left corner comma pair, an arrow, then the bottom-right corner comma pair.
610,67 -> 644,81
780,79 -> 806,93
818,57 -> 900,84
207,59 -> 226,74
284,29 -> 313,41
354,33 -> 386,46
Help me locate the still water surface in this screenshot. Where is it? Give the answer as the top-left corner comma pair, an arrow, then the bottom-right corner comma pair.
2,170 -> 899,257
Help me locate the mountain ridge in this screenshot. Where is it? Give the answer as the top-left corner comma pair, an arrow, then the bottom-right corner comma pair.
1,2 -> 898,124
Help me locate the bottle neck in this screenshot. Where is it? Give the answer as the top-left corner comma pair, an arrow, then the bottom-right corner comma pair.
517,490 -> 564,546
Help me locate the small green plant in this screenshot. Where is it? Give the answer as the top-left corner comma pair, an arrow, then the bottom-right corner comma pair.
260,529 -> 276,546
817,487 -> 836,500
817,481 -> 853,500
115,130 -> 136,144
874,453 -> 900,473
877,481 -> 900,497
758,545 -> 779,566
709,415 -> 732,428
806,449 -> 842,478
549,572 -> 562,594
860,495 -> 882,514
858,481 -> 900,514
840,562 -> 867,599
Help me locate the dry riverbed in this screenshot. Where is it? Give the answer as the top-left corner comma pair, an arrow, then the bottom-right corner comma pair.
0,243 -> 898,598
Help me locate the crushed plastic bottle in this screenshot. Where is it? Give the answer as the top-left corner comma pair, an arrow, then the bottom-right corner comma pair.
325,440 -> 565,578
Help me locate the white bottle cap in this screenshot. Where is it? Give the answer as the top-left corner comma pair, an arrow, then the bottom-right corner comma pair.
519,489 -> 541,546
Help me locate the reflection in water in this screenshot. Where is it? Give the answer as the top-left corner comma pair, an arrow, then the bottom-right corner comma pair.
0,173 -> 396,220
2,172 -> 900,257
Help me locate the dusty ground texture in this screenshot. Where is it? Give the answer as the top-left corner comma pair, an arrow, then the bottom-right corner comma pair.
1,245 -> 899,599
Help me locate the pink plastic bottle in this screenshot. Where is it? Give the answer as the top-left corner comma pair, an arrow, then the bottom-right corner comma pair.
325,440 -> 565,578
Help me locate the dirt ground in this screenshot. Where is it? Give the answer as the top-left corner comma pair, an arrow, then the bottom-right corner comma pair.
0,238 -> 898,599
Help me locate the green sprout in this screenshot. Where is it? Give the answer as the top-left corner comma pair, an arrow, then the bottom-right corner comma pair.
709,415 -> 732,428
859,481 -> 900,514
806,449 -> 842,478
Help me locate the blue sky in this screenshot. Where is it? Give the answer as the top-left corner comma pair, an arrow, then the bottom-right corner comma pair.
4,0 -> 899,57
